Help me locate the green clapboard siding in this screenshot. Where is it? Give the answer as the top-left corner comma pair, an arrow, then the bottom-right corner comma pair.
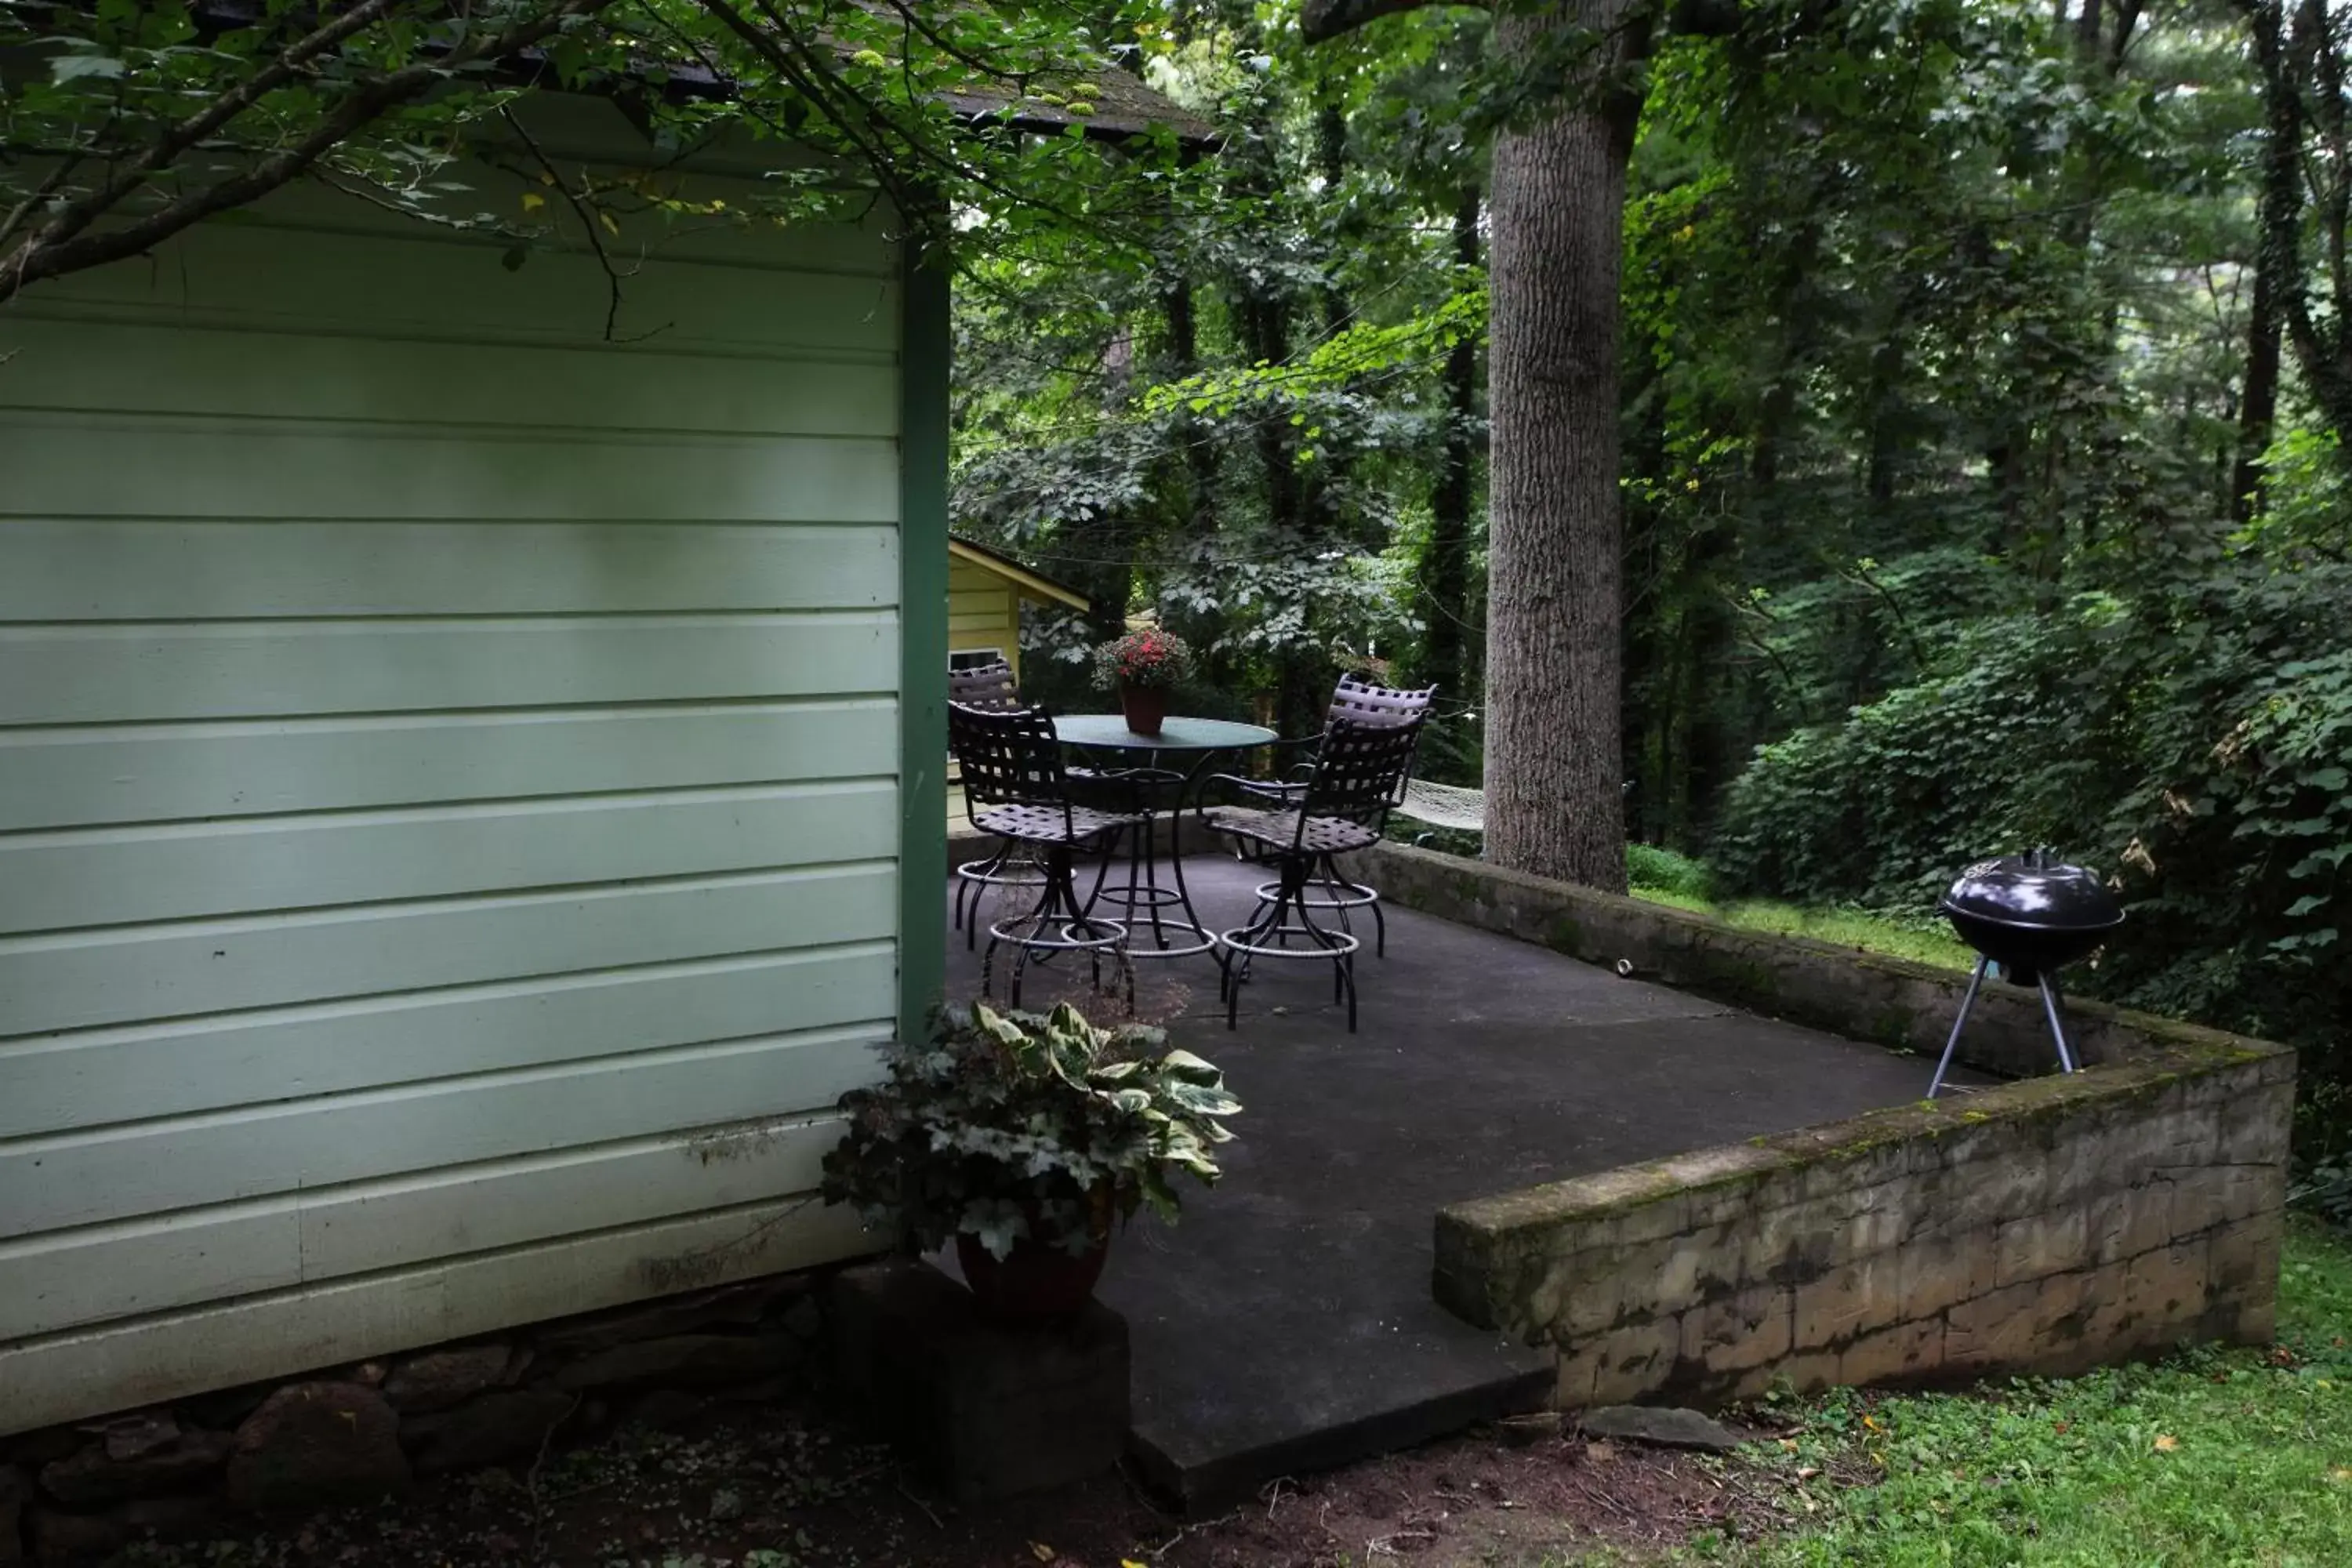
0,100 -> 908,1435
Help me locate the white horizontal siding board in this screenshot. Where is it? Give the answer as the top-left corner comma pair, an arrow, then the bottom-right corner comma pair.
0,321 -> 898,437
0,1116 -> 847,1340
0,615 -> 898,724
0,521 -> 898,619
0,1197 -> 875,1438
0,862 -> 895,1037
0,945 -> 894,1139
0,1025 -> 886,1238
294,1116 -> 848,1290
0,701 -> 898,833
0,780 -> 895,935
13,226 -> 898,357
0,415 -> 898,524
0,1203 -> 295,1344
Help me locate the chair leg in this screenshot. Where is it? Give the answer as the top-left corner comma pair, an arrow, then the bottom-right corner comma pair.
1926,957 -> 1990,1098
2038,975 -> 2078,1074
992,843 -> 1131,1016
1221,855 -> 1355,1029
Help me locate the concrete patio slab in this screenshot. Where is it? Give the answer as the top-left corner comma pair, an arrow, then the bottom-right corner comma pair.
943,853 -> 1976,1508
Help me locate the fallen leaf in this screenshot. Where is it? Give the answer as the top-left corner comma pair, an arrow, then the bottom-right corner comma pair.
1862,1414 -> 1882,1432
1030,1546 -> 1054,1563
1778,1438 -> 1799,1452
1124,1561 -> 1150,1568
521,193 -> 546,214
2329,1468 -> 2352,1485
2154,1434 -> 2180,1452
598,209 -> 620,236
1796,1466 -> 1820,1481
2053,1421 -> 2071,1434
1586,1440 -> 1618,1464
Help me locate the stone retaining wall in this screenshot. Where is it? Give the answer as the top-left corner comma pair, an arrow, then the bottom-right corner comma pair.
1370,842 -> 2296,1406
1367,840 -> 2166,1080
0,1274 -> 829,1563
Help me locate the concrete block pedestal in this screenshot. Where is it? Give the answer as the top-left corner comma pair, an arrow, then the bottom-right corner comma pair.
829,1260 -> 1129,1502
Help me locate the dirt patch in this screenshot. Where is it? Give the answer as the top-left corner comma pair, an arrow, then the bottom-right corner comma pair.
78,1398 -> 1852,1568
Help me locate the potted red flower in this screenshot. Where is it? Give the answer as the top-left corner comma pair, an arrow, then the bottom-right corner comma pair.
1092,627 -> 1193,737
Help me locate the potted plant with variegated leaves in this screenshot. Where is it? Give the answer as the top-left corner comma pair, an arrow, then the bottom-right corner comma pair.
819,1002 -> 1242,1323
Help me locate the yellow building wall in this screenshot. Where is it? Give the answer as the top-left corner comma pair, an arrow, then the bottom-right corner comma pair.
948,558 -> 1022,678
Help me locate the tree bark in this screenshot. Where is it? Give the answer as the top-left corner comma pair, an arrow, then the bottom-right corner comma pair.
1480,0 -> 1643,891
1418,187 -> 1483,700
2237,0 -> 2295,522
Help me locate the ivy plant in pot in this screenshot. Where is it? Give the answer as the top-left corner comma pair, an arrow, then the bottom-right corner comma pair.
1092,627 -> 1192,738
819,1002 -> 1243,1323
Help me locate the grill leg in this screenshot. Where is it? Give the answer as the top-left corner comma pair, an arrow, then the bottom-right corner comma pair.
1926,956 -> 1991,1099
2038,974 -> 2078,1074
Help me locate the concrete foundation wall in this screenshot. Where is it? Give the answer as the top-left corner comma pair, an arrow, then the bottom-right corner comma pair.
1373,843 -> 2297,1406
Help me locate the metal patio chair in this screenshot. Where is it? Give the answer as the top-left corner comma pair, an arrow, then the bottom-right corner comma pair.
949,659 -> 1047,947
1203,674 -> 1436,957
1206,713 -> 1428,1033
949,699 -> 1142,1014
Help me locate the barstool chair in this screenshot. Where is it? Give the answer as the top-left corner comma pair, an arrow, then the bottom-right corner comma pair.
1203,674 -> 1436,957
949,700 -> 1142,1014
949,659 -> 1046,948
1206,713 -> 1428,1032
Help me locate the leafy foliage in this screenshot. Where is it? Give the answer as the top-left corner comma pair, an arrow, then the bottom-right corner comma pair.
0,0 -> 1200,307
1091,627 -> 1194,692
818,1003 -> 1240,1260
1711,552 -> 2352,1153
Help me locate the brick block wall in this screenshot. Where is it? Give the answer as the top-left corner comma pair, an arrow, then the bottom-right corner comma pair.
1380,841 -> 2297,1406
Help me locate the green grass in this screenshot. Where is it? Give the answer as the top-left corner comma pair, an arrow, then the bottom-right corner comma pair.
1660,1221 -> 2352,1568
1630,888 -> 1978,973
1519,1224 -> 2352,1566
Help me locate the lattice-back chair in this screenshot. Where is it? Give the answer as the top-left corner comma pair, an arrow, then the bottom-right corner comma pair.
949,657 -> 1024,711
1207,713 -> 1428,1032
1328,673 -> 1436,730
948,701 -> 1141,1012
948,658 -> 1046,946
1203,673 -> 1436,958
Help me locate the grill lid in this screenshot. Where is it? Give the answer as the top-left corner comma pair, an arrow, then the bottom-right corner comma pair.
1940,848 -> 2124,933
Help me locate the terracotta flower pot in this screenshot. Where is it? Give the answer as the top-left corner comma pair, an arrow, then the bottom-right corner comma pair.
956,1187 -> 1116,1325
956,1229 -> 1112,1325
1119,684 -> 1167,738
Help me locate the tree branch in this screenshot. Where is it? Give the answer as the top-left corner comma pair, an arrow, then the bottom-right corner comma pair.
1299,0 -> 1489,45
24,0 -> 419,255
0,155 -> 82,256
496,103 -> 655,343
2,0 -> 615,303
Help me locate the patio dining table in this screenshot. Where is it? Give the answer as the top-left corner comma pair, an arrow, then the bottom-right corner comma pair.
1054,713 -> 1278,960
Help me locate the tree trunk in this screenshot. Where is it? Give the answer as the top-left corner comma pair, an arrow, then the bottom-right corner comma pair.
1481,0 -> 1642,891
2230,114 -> 2286,521
2236,45 -> 2291,524
1418,187 -> 1482,701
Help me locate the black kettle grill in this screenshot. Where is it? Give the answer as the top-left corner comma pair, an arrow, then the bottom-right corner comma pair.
1926,848 -> 2124,1097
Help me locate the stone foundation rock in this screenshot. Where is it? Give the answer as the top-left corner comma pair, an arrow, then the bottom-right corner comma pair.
0,1269 -> 836,1563
226,1385 -> 410,1512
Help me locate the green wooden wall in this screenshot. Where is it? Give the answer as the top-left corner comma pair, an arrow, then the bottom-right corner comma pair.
0,100 -> 914,1433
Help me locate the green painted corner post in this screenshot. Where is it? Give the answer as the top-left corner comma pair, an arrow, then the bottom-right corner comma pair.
896,234 -> 950,1043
